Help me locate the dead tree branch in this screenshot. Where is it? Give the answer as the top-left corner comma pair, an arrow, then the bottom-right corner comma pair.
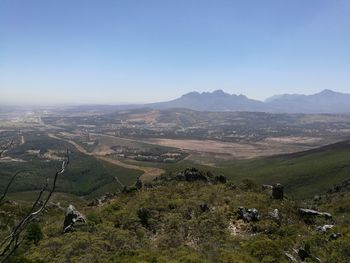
0,151 -> 69,263
0,171 -> 24,206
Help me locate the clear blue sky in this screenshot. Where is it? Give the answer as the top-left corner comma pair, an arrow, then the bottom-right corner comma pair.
1,0 -> 350,104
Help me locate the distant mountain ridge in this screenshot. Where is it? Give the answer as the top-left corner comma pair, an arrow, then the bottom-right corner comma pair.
147,89 -> 350,114
148,90 -> 267,112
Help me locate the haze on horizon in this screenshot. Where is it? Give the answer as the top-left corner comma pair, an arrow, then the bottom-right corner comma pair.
1,0 -> 350,105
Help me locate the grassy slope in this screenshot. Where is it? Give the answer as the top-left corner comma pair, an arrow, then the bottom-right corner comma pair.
0,133 -> 143,198
12,179 -> 350,263
120,140 -> 350,198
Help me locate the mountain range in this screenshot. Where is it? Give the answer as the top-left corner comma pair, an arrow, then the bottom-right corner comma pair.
147,89 -> 350,114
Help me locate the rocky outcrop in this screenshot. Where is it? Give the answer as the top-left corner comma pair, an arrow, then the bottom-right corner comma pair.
63,205 -> 86,233
237,207 -> 260,222
176,168 -> 209,182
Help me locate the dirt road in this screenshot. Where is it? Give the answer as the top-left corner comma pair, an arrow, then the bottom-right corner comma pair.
48,133 -> 164,183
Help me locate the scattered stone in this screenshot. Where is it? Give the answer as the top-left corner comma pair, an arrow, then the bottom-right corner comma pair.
63,205 -> 86,233
237,207 -> 260,222
272,183 -> 284,199
298,208 -> 332,219
316,224 -> 334,232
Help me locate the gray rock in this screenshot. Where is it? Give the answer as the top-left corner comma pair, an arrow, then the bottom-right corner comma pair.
63,205 -> 86,233
298,208 -> 332,219
237,207 -> 260,222
269,209 -> 280,221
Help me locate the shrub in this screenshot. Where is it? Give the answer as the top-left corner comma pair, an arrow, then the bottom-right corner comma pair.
25,223 -> 43,245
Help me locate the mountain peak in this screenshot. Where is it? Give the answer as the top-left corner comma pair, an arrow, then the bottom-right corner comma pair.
318,89 -> 337,95
212,89 -> 227,95
150,89 -> 350,113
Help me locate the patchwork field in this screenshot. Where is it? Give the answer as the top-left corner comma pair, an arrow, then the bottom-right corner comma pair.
1,108 -> 350,201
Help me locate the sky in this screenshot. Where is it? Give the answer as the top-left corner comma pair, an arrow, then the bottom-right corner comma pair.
1,0 -> 350,105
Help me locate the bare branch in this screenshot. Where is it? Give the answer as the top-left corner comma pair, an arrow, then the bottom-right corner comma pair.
0,171 -> 24,206
0,150 -> 70,262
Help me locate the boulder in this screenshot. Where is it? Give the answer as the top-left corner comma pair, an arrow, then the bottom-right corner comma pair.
272,183 -> 284,199
298,208 -> 332,219
63,205 -> 86,233
237,207 -> 260,222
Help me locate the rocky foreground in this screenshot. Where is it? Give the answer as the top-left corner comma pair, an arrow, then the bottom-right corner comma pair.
2,168 -> 350,262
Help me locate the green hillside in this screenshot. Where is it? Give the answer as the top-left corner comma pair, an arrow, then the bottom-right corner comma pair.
0,133 -> 142,197
5,174 -> 350,263
128,140 -> 350,199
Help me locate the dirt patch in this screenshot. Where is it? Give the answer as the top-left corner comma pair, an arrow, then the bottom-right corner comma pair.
143,137 -> 334,159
